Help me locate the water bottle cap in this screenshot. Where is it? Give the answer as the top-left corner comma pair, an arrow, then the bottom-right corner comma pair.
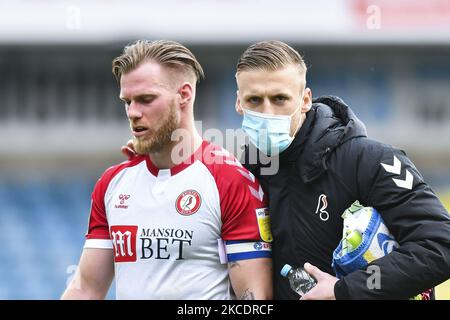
346,230 -> 362,250
280,264 -> 292,277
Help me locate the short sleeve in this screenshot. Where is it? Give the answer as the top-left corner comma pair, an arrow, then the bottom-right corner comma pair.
215,158 -> 272,262
84,172 -> 115,249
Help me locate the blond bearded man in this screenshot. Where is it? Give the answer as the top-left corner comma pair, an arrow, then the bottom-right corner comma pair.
62,40 -> 273,300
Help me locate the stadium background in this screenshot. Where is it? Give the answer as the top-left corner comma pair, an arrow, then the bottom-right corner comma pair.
0,0 -> 449,299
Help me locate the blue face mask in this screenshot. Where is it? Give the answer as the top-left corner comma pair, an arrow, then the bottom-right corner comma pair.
241,107 -> 299,156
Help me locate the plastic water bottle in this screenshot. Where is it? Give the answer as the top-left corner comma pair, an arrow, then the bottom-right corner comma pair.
342,230 -> 363,253
280,264 -> 317,296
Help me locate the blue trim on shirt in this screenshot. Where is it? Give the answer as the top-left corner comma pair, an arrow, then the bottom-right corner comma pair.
227,250 -> 271,262
224,240 -> 256,245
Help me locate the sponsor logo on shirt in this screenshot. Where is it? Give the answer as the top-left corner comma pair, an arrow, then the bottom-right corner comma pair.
115,194 -> 130,209
253,241 -> 271,251
140,228 -> 193,260
254,242 -> 263,250
255,208 -> 273,242
176,190 -> 201,216
110,225 -> 138,262
110,226 -> 194,262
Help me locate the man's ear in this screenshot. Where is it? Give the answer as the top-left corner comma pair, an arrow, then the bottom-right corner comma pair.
178,82 -> 194,107
301,88 -> 313,113
235,90 -> 244,115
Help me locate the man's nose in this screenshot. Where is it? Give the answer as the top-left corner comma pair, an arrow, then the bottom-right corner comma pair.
126,101 -> 142,120
260,99 -> 275,115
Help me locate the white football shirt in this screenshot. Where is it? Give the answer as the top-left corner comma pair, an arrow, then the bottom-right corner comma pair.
85,141 -> 272,299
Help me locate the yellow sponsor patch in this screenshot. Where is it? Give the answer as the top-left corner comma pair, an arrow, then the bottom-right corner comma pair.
256,208 -> 273,242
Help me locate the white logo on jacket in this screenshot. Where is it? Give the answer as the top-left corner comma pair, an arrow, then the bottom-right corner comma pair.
315,194 -> 330,221
381,156 -> 413,190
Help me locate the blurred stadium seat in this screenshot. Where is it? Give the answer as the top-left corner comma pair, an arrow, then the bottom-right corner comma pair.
0,176 -> 115,299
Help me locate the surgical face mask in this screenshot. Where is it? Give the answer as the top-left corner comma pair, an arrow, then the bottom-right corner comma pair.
241,106 -> 300,156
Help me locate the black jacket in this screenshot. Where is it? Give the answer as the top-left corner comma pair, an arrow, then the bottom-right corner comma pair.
242,96 -> 450,299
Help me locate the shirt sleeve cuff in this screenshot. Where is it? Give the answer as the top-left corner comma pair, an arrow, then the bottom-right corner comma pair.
84,239 -> 114,249
225,240 -> 271,262
334,278 -> 351,300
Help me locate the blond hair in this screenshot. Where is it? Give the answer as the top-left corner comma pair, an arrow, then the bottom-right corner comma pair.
112,40 -> 204,84
237,40 -> 307,75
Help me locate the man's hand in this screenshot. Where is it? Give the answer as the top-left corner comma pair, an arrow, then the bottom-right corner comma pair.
121,139 -> 137,160
300,262 -> 338,300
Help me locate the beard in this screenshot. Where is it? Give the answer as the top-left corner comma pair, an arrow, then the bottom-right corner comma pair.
131,101 -> 180,154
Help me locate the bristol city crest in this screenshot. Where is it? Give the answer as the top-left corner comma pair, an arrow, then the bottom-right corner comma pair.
175,190 -> 202,216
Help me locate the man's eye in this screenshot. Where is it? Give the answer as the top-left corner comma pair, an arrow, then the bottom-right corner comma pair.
248,97 -> 261,104
140,96 -> 155,104
274,96 -> 287,102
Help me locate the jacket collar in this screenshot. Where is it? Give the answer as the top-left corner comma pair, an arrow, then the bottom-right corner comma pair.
296,95 -> 367,183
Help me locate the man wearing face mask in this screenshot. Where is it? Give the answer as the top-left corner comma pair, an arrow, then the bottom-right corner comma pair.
236,40 -> 450,300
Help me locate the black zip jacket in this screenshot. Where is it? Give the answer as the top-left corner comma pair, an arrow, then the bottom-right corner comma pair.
242,95 -> 450,299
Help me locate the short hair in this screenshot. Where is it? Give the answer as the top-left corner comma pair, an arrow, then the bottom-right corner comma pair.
236,40 -> 307,75
112,40 -> 205,84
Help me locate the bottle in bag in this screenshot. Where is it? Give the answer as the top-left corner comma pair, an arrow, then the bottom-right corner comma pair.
280,264 -> 317,296
342,229 -> 363,254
